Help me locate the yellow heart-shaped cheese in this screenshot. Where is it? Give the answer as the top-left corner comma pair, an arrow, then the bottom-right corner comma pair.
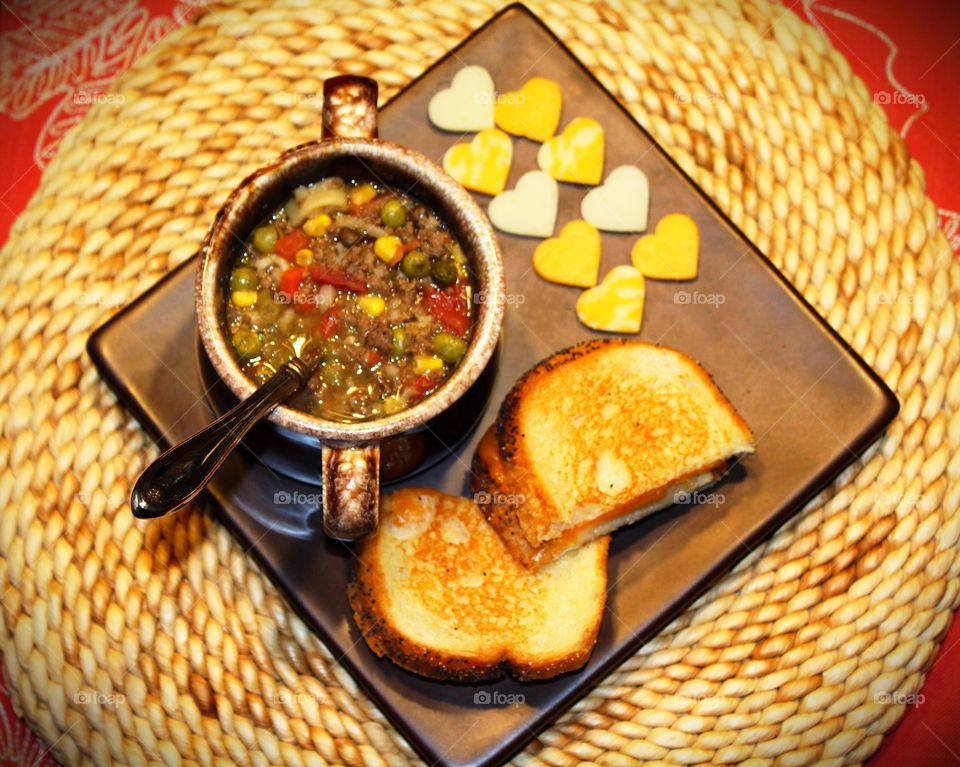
494,77 -> 562,142
532,219 -> 601,288
537,117 -> 604,185
630,213 -> 699,280
442,128 -> 513,196
576,265 -> 646,334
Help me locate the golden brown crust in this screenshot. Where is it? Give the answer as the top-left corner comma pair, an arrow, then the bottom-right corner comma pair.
493,339 -> 754,551
350,340 -> 752,682
507,536 -> 608,681
475,436 -> 728,571
497,339 -> 622,463
498,338 -> 753,460
471,453 -> 555,569
471,442 -> 574,570
348,489 -> 609,682
350,554 -> 603,680
348,539 -> 506,682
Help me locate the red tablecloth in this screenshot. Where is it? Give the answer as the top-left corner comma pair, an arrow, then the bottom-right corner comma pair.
1,1 -> 958,765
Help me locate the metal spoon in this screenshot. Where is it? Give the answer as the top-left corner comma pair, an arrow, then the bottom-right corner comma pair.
131,352 -> 313,519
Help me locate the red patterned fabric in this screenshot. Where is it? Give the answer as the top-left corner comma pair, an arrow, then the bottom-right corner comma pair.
786,0 -> 960,256
0,1 -> 957,764
0,0 -> 204,242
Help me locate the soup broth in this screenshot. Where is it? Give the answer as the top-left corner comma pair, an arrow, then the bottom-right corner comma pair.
224,176 -> 474,422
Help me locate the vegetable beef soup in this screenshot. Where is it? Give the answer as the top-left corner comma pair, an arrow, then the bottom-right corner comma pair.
224,176 -> 475,422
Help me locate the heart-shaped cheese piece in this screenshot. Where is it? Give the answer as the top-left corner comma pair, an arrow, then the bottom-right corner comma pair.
581,165 -> 650,232
532,219 -> 601,288
494,77 -> 563,142
442,129 -> 513,195
630,213 -> 699,280
428,65 -> 495,132
487,170 -> 558,237
576,265 -> 646,333
537,117 -> 604,185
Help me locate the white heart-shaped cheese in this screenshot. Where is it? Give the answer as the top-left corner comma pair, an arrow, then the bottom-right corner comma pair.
580,165 -> 650,232
427,65 -> 495,132
487,170 -> 558,238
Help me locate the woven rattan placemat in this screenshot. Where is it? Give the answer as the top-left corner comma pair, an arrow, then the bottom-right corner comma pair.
1,1 -> 957,765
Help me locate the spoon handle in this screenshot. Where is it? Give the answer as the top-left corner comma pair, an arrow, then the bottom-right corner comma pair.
131,358 -> 311,519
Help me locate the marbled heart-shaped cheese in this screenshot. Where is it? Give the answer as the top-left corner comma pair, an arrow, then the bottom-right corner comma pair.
442,129 -> 513,196
575,265 -> 646,333
537,117 -> 604,185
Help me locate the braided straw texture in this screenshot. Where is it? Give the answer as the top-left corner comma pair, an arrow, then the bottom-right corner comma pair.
1,0 -> 958,765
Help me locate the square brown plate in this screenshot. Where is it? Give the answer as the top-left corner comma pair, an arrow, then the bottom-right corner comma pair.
88,6 -> 898,766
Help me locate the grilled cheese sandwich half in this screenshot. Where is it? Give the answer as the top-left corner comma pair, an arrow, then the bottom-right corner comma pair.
473,340 -> 754,569
348,488 -> 609,681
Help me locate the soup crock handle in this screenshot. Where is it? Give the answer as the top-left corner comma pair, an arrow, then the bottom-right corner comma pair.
319,75 -> 381,540
322,75 -> 378,140
321,443 -> 381,539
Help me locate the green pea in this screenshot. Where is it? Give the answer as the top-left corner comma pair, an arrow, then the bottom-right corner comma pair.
230,267 -> 258,291
391,326 -> 407,356
252,224 -> 279,253
381,199 -> 407,229
432,332 -> 467,364
430,259 -> 458,287
400,250 -> 430,278
232,328 -> 261,358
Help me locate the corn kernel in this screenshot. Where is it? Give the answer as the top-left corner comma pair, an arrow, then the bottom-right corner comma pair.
374,235 -> 403,266
383,395 -> 405,415
303,214 -> 332,237
231,289 -> 258,308
357,294 -> 386,317
350,183 -> 377,206
294,248 -> 314,266
414,355 -> 445,374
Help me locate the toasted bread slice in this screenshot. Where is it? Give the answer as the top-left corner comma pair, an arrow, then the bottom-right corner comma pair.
486,339 -> 754,568
349,488 -> 609,681
470,434 -> 550,565
471,427 -> 577,567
